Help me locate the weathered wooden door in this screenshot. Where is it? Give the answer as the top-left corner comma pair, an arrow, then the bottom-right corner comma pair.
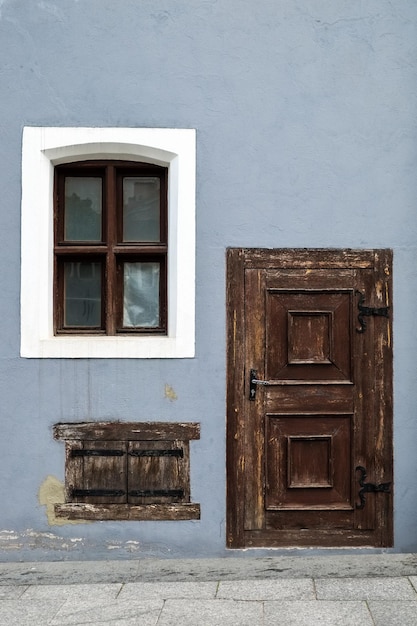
227,249 -> 393,548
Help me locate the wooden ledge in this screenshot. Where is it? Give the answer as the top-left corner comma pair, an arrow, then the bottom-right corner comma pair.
55,502 -> 201,521
54,421 -> 200,441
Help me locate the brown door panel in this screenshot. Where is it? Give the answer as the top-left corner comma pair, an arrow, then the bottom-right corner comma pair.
265,414 -> 352,510
227,248 -> 393,548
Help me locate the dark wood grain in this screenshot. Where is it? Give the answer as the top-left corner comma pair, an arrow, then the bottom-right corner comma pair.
54,421 -> 200,441
55,421 -> 200,522
55,503 -> 200,521
227,248 -> 393,548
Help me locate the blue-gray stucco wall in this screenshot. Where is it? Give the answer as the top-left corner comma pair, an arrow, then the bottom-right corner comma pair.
1,0 -> 417,559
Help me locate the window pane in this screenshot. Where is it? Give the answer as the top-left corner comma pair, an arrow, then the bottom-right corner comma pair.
65,177 -> 102,241
123,177 -> 160,242
123,262 -> 160,328
64,262 -> 102,327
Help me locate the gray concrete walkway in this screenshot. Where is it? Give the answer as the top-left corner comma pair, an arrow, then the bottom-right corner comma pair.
1,554 -> 417,625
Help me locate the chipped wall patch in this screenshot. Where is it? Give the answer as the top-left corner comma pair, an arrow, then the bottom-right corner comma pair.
164,384 -> 178,401
0,529 -> 85,552
38,475 -> 89,526
0,530 -> 21,550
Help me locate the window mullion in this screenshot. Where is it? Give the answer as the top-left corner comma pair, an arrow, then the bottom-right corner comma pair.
105,165 -> 117,335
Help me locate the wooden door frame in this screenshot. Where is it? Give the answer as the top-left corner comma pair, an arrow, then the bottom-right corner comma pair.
226,248 -> 393,549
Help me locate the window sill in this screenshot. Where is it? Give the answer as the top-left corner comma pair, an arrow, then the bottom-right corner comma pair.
26,334 -> 194,359
55,502 -> 200,521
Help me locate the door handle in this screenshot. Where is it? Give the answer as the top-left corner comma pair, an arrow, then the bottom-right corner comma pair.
249,369 -> 272,400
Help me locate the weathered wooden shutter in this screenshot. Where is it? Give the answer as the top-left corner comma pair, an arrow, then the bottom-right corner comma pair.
54,422 -> 200,521
128,440 -> 189,504
67,440 -> 126,504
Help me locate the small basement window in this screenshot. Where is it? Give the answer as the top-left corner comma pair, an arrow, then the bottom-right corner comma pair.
54,422 -> 200,521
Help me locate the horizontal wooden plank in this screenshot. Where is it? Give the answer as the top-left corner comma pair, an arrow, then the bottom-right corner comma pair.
55,502 -> 201,521
266,385 -> 353,412
265,269 -> 355,287
266,510 -> 353,530
112,245 -> 167,255
54,422 -> 200,441
54,245 -> 107,255
242,528 -> 378,548
54,245 -> 168,254
235,248 -> 381,270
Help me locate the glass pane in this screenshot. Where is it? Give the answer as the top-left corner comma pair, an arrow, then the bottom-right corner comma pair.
65,177 -> 102,241
123,262 -> 160,328
123,177 -> 160,242
64,262 -> 102,327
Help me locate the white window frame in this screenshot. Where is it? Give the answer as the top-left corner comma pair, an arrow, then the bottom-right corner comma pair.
21,127 -> 196,358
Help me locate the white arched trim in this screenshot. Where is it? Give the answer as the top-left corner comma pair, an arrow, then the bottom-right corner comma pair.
21,127 -> 196,358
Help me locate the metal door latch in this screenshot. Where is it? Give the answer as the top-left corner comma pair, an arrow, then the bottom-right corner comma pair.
356,291 -> 389,333
355,466 -> 391,509
249,369 -> 272,401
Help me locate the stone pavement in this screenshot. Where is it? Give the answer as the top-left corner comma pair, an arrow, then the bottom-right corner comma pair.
1,554 -> 417,625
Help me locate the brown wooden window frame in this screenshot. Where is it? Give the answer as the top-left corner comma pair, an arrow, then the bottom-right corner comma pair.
54,422 -> 201,521
54,160 -> 168,336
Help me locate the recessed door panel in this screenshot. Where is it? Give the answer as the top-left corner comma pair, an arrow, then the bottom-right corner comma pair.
265,414 -> 351,510
266,290 -> 352,381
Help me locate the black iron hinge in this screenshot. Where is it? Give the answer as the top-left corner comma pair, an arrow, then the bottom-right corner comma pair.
356,291 -> 389,333
355,466 -> 391,509
71,449 -> 125,457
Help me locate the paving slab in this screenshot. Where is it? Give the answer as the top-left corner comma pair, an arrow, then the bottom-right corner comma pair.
21,582 -> 122,601
49,598 -> 163,625
1,554 -> 417,584
368,601 -> 417,626
0,585 -> 28,599
263,600 -> 374,625
157,598 -> 263,626
407,575 -> 417,593
118,580 -> 217,599
217,578 -> 315,600
315,576 -> 417,600
0,599 -> 65,626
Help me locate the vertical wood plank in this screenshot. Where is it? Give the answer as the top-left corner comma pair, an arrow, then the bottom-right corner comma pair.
128,440 -> 186,504
373,249 -> 393,546
243,268 -> 266,530
75,440 -> 127,504
106,165 -> 116,334
226,248 -> 246,547
353,267 -> 377,531
65,440 -> 82,503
